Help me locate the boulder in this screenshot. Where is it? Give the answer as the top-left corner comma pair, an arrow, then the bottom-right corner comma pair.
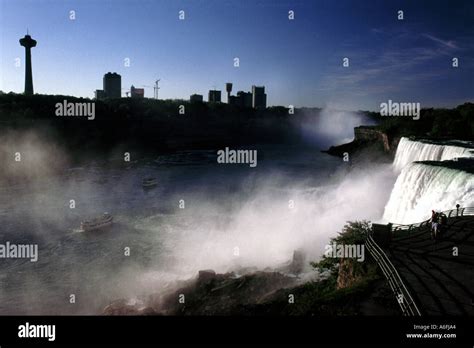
289,249 -> 306,274
198,269 -> 216,283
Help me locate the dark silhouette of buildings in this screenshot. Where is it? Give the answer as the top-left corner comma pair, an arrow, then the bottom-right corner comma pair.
94,90 -> 106,99
95,72 -> 121,99
190,94 -> 203,103
228,95 -> 237,105
237,91 -> 253,108
252,85 -> 267,109
229,91 -> 252,108
130,85 -> 144,98
19,33 -> 37,95
225,83 -> 233,103
104,72 -> 121,98
208,90 -> 221,103
226,83 -> 266,109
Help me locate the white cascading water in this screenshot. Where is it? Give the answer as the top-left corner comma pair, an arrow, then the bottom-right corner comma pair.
383,163 -> 474,224
383,137 -> 474,224
393,137 -> 473,172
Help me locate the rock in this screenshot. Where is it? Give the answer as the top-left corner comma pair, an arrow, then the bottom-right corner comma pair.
336,258 -> 363,289
198,269 -> 216,283
323,126 -> 401,158
103,299 -> 157,315
234,266 -> 258,275
289,249 -> 306,274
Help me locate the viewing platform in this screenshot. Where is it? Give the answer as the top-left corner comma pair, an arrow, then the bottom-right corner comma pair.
369,207 -> 474,316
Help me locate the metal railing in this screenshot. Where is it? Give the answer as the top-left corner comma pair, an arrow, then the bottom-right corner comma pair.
366,206 -> 474,315
366,228 -> 421,316
391,207 -> 474,236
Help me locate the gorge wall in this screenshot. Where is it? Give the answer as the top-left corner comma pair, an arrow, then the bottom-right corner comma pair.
324,126 -> 400,158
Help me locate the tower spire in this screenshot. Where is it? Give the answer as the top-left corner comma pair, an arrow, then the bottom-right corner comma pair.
19,33 -> 37,95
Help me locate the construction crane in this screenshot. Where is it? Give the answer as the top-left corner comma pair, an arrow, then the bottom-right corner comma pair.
154,79 -> 161,100
121,88 -> 130,97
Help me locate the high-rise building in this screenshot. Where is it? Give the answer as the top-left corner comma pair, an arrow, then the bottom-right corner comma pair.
130,85 -> 144,98
190,94 -> 203,103
103,72 -> 121,98
251,86 -> 267,109
19,33 -> 37,95
208,90 -> 221,103
228,88 -> 254,108
94,90 -> 106,100
228,95 -> 238,106
225,83 -> 233,103
237,91 -> 253,108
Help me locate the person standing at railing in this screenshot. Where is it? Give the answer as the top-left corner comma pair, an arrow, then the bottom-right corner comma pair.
438,213 -> 448,239
431,210 -> 439,240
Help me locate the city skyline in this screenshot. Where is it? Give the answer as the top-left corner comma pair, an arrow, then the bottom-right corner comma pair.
1,0 -> 474,111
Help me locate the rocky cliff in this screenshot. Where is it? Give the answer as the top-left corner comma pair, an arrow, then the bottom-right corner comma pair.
336,258 -> 365,289
324,126 -> 400,159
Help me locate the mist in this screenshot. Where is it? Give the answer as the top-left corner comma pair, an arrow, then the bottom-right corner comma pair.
136,162 -> 396,283
135,107 -> 392,286
296,107 -> 378,149
0,129 -> 69,184
0,108 -> 396,314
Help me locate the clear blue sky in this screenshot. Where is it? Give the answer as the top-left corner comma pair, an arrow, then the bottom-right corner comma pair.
1,0 -> 473,110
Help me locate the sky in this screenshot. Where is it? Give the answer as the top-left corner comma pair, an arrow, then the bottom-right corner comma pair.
1,0 -> 473,110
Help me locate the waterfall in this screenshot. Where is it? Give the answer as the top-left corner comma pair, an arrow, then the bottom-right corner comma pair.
383,137 -> 474,224
393,137 -> 474,172
383,163 -> 474,224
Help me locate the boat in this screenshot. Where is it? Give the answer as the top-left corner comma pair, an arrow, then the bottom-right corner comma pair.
80,213 -> 113,232
142,177 -> 158,188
